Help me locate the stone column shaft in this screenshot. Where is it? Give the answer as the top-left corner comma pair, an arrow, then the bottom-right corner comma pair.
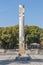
19,5 -> 25,56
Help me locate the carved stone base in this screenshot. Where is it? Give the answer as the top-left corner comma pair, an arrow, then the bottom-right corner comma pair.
19,43 -> 25,56
15,54 -> 30,63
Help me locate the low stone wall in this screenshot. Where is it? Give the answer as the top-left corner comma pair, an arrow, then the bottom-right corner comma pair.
0,49 -> 5,53
27,49 -> 43,54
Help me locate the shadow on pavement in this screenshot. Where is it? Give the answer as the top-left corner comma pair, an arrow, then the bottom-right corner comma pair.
0,59 -> 15,65
0,58 -> 43,65
30,58 -> 43,62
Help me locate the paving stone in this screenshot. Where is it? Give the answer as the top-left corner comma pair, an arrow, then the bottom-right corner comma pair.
0,52 -> 43,65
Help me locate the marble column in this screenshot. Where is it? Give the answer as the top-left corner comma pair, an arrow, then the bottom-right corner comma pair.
19,5 -> 25,56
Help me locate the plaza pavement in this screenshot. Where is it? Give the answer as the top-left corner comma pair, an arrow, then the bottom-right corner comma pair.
0,50 -> 43,65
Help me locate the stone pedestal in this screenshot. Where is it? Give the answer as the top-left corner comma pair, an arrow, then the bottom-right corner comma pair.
15,56 -> 30,63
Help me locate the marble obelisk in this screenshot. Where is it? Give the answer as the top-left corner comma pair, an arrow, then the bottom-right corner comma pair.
19,5 -> 25,56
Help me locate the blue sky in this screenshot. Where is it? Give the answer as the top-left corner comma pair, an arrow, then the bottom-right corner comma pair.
0,0 -> 43,28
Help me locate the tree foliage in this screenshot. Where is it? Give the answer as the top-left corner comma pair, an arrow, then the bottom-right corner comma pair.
0,25 -> 43,49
